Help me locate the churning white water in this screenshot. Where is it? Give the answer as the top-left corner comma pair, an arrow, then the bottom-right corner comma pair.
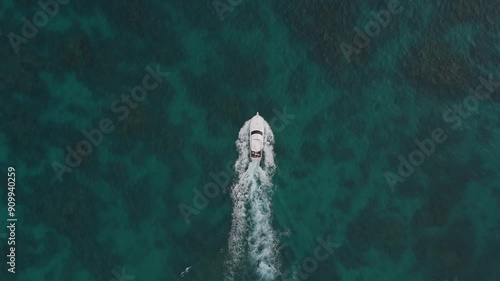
225,118 -> 278,281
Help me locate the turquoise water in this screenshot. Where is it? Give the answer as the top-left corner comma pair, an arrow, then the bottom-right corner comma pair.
0,0 -> 499,280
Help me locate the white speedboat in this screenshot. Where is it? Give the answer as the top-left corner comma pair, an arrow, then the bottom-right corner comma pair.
249,112 -> 264,161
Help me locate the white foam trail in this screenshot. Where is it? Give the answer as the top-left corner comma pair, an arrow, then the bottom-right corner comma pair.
225,120 -> 252,279
225,119 -> 279,281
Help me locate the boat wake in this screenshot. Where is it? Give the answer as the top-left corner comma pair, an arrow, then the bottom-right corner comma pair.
225,118 -> 279,281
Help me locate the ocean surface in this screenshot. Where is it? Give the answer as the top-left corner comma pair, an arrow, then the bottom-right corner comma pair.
0,0 -> 499,280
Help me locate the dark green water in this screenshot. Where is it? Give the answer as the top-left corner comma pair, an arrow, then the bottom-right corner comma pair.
0,0 -> 499,280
